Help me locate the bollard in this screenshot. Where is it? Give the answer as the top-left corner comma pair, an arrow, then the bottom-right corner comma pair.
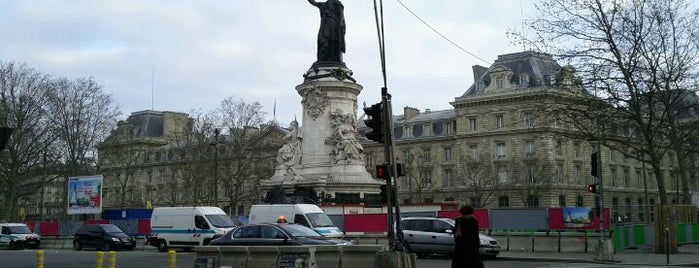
108,251 -> 116,268
36,250 -> 44,268
168,250 -> 177,268
95,251 -> 105,268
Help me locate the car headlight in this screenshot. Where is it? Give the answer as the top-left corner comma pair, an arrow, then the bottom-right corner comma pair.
111,238 -> 120,242
480,239 -> 488,245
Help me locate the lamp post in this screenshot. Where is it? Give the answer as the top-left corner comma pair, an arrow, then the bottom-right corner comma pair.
212,129 -> 220,207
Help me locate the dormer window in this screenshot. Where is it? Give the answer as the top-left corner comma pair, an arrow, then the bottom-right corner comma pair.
423,123 -> 433,136
519,73 -> 529,88
496,77 -> 504,90
403,125 -> 412,138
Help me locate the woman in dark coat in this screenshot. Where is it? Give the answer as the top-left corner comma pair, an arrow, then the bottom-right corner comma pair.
452,205 -> 481,268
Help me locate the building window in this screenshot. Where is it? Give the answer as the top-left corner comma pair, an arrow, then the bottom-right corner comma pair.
444,147 -> 452,162
495,115 -> 504,129
557,164 -> 564,183
574,143 -> 581,158
623,169 -> 630,187
444,121 -> 454,134
420,170 -> 432,189
524,113 -> 535,128
498,196 -> 509,207
558,195 -> 566,207
519,73 -> 529,87
636,169 -> 642,188
423,123 -> 433,136
469,117 -> 477,131
443,169 -> 453,187
496,143 -> 506,159
421,150 -> 431,163
468,167 -> 480,184
556,140 -> 563,156
575,165 -> 582,184
527,165 -> 536,184
610,168 -> 617,187
498,167 -> 508,183
403,126 -> 412,138
526,195 -> 540,207
525,140 -> 535,156
576,195 -> 584,207
637,198 -> 645,222
496,77 -> 504,89
469,145 -> 478,160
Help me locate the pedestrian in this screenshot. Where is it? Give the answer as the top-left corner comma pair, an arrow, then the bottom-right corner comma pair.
452,205 -> 483,268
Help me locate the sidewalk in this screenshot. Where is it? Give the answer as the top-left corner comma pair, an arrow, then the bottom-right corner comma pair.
498,244 -> 699,266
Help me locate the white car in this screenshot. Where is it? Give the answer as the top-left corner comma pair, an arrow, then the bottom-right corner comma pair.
0,223 -> 41,250
400,217 -> 499,258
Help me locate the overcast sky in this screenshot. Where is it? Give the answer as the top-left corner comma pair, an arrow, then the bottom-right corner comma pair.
0,0 -> 534,126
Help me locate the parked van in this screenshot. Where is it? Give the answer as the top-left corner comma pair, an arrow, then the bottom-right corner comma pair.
149,206 -> 236,252
0,223 -> 40,249
248,204 -> 342,237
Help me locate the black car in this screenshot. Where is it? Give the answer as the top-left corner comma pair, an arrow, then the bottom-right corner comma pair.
210,223 -> 352,246
73,224 -> 137,251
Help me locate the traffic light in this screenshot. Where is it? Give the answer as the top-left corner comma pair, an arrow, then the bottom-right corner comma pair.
376,164 -> 389,179
587,183 -> 598,194
379,184 -> 387,204
363,103 -> 384,143
395,163 -> 405,177
590,152 -> 599,177
0,127 -> 13,150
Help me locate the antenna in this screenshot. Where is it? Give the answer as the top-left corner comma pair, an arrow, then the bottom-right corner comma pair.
520,0 -> 526,51
151,68 -> 155,110
273,98 -> 277,122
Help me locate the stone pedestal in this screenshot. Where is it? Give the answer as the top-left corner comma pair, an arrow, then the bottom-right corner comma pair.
263,63 -> 382,200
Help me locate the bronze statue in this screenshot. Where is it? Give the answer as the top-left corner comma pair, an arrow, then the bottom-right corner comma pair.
307,0 -> 346,63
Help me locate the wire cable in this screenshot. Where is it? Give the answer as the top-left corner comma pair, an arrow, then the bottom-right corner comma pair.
394,0 -> 490,65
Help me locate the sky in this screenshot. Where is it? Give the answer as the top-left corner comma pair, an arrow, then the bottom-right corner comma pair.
0,0 -> 534,126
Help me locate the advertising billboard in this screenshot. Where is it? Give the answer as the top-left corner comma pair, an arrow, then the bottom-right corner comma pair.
67,175 -> 103,215
562,207 -> 593,228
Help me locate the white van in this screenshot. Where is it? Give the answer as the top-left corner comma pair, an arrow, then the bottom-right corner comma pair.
149,206 -> 236,252
0,223 -> 41,249
248,204 -> 343,237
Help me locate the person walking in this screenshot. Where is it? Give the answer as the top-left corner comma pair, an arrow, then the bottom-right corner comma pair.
452,205 -> 483,268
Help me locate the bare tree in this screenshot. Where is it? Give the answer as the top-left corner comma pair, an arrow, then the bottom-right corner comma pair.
515,0 -> 699,205
46,77 -> 121,218
0,62 -> 53,221
457,153 -> 503,208
398,150 -> 437,204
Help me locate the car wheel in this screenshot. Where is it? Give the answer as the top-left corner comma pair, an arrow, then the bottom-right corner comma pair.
100,241 -> 111,251
73,241 -> 82,251
157,240 -> 168,252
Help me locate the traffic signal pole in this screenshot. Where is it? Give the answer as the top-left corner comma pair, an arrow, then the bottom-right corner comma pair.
380,88 -> 396,250
382,87 -> 404,251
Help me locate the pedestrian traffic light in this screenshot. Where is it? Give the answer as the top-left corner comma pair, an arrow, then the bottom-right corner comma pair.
376,164 -> 389,179
587,183 -> 598,194
590,152 -> 599,177
363,103 -> 384,143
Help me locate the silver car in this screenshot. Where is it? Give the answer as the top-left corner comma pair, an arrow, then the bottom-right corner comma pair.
400,217 -> 499,258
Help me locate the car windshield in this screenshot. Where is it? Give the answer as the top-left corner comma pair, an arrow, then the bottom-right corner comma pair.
306,213 -> 334,227
9,226 -> 32,234
206,214 -> 236,228
101,225 -> 125,233
281,224 -> 322,237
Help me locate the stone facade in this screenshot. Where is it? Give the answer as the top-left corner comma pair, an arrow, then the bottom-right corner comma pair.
360,51 -> 691,223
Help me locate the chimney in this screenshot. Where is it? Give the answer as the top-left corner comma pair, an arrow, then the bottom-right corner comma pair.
403,106 -> 420,120
472,65 -> 488,82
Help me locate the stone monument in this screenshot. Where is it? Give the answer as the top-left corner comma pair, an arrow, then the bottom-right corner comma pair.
263,0 -> 381,202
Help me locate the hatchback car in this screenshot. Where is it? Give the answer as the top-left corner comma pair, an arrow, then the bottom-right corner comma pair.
0,223 -> 41,249
73,224 -> 136,251
210,223 -> 352,246
400,217 -> 500,258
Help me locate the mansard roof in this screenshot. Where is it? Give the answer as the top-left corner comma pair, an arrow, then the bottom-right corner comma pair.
124,110 -> 167,138
460,51 -> 575,97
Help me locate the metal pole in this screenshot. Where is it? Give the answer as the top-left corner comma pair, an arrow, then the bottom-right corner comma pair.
381,88 -> 395,249
385,89 -> 404,251
597,141 -> 604,239
213,129 -> 220,207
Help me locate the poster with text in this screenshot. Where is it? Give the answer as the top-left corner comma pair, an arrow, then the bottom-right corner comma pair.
562,207 -> 592,228
67,175 -> 103,215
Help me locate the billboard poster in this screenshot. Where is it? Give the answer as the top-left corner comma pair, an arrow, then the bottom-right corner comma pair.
562,207 -> 592,228
67,175 -> 103,215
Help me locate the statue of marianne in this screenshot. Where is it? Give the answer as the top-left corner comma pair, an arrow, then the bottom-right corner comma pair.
307,0 -> 346,63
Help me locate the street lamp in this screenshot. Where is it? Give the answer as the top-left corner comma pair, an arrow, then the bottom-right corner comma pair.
212,129 -> 220,207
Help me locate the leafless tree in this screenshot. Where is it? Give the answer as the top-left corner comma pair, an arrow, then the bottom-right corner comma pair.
457,153 -> 503,208
46,77 -> 121,218
0,62 -> 53,221
513,0 -> 699,205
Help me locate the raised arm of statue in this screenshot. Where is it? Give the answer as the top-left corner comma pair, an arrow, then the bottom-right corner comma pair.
307,0 -> 321,7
